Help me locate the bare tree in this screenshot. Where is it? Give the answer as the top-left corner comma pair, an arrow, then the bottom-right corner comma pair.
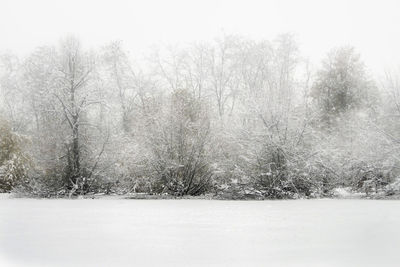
208,35 -> 241,120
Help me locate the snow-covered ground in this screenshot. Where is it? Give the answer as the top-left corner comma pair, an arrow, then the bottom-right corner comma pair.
1,197 -> 400,267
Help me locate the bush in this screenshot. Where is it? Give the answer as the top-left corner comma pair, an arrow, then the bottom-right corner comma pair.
0,118 -> 31,192
146,89 -> 214,196
349,162 -> 392,195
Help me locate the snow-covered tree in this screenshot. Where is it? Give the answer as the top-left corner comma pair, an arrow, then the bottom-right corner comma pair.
311,47 -> 378,127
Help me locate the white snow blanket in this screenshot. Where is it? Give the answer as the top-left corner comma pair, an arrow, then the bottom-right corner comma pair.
0,198 -> 399,267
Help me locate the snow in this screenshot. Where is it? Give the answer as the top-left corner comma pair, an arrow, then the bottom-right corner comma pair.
332,187 -> 366,198
1,198 -> 400,267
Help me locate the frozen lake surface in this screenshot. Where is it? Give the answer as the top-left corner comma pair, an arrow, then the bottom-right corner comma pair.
1,197 -> 400,267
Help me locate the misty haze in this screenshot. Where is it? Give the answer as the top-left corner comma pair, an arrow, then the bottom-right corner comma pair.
1,0 -> 400,266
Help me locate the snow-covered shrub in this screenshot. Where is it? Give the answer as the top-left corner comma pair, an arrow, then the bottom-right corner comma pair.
230,126 -> 319,199
249,143 -> 323,199
145,89 -> 214,196
384,178 -> 400,196
0,118 -> 31,192
349,162 -> 392,195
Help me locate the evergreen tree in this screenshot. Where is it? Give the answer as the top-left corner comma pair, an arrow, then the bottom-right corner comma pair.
312,47 -> 377,127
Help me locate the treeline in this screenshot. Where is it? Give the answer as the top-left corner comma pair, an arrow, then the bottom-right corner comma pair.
1,34 -> 400,199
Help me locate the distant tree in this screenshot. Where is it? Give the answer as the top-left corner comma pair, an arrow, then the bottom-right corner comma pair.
208,35 -> 242,120
311,47 -> 377,127
103,42 -> 138,133
0,53 -> 29,131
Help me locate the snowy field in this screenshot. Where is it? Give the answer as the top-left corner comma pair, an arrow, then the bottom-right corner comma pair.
1,197 -> 400,267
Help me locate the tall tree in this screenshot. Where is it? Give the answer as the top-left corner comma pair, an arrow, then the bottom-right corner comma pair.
53,37 -> 97,190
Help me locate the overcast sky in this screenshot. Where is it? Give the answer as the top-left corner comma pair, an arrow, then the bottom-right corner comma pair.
0,0 -> 399,75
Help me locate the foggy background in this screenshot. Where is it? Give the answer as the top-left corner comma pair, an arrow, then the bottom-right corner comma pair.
1,0 -> 400,74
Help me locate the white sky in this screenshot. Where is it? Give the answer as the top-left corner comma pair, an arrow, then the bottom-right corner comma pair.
0,0 -> 399,74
